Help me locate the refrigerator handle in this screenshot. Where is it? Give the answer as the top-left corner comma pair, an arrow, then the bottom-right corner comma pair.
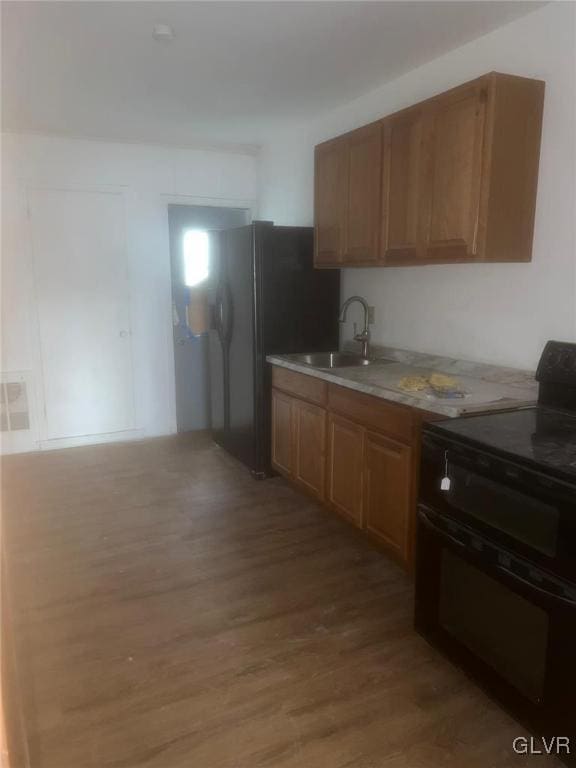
211,283 -> 224,339
222,281 -> 234,346
218,296 -> 225,338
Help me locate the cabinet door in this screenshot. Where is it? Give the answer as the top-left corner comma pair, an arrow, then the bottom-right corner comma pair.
271,389 -> 294,477
381,108 -> 427,264
425,83 -> 487,261
364,431 -> 413,563
294,400 -> 326,500
327,414 -> 364,527
344,122 -> 382,264
314,137 -> 348,265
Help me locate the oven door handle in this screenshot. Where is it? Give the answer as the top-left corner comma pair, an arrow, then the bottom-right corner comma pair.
496,565 -> 576,609
418,506 -> 467,550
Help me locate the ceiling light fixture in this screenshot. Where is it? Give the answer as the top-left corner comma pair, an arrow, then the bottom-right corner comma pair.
152,23 -> 175,43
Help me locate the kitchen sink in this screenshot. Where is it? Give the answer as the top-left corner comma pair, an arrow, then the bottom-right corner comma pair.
286,352 -> 390,369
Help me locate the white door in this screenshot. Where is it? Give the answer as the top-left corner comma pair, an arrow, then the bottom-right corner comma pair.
29,188 -> 135,441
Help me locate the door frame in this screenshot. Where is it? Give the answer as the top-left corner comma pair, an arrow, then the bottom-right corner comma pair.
160,194 -> 258,433
26,184 -> 137,449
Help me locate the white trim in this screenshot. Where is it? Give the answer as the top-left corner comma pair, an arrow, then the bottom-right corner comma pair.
38,427 -> 146,451
160,193 -> 258,219
2,129 -> 260,157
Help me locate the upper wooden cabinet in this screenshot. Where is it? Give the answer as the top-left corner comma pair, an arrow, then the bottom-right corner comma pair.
424,81 -> 487,262
314,72 -> 545,267
345,123 -> 382,264
381,106 -> 427,263
314,122 -> 382,266
314,136 -> 348,265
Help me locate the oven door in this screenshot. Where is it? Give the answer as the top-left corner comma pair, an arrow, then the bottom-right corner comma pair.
415,505 -> 576,741
420,433 -> 576,582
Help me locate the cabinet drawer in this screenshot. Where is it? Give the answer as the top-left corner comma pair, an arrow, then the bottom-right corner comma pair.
272,366 -> 327,406
328,384 -> 414,445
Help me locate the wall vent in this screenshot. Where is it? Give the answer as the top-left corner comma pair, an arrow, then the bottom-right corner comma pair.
0,377 -> 30,432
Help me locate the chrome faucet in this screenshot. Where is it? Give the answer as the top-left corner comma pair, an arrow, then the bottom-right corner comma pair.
339,296 -> 371,359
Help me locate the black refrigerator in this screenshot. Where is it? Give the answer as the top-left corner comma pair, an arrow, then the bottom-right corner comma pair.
209,221 -> 340,478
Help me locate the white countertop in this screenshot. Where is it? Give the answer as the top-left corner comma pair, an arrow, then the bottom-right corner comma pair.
267,345 -> 538,418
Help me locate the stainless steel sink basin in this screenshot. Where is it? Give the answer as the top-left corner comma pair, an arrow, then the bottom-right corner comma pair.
287,352 -> 387,369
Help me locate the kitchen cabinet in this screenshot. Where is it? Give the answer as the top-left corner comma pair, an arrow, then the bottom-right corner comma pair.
315,72 -> 544,267
271,369 -> 327,501
381,106 -> 427,264
314,136 -> 347,265
345,122 -> 382,264
271,365 -> 430,568
327,413 -> 364,526
293,399 -> 326,500
424,81 -> 486,262
314,122 -> 382,266
364,431 -> 413,560
271,389 -> 294,476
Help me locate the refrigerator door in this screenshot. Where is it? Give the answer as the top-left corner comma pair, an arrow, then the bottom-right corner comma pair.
226,225 -> 258,470
208,234 -> 226,444
209,224 -> 261,472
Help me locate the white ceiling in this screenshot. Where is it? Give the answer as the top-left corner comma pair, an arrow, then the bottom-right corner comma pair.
2,1 -> 544,149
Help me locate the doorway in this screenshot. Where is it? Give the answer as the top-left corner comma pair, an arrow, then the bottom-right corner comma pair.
168,205 -> 249,432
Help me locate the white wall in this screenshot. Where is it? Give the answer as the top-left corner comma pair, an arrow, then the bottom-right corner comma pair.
1,133 -> 258,452
259,2 -> 576,370
259,126 -> 313,226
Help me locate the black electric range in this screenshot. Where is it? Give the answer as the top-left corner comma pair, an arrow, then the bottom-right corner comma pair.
415,341 -> 576,763
426,338 -> 576,485
429,407 -> 576,485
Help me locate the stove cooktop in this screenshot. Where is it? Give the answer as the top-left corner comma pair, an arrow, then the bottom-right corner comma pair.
428,406 -> 576,485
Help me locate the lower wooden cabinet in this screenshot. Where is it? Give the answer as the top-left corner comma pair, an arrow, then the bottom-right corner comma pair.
271,389 -> 294,476
364,431 -> 413,563
326,414 -> 364,527
271,388 -> 326,501
293,399 -> 326,500
271,370 -> 428,569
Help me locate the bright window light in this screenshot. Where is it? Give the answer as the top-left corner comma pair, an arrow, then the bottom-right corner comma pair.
183,229 -> 210,287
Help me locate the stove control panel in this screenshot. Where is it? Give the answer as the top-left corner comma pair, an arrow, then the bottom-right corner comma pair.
536,340 -> 576,384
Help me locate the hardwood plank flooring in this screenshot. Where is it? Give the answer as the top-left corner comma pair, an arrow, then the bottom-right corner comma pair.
2,434 -> 558,768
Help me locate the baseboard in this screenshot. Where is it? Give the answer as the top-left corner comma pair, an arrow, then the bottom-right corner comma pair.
38,427 -> 146,451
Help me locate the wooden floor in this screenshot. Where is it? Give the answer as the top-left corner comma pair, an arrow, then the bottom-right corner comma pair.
2,434 -> 558,768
